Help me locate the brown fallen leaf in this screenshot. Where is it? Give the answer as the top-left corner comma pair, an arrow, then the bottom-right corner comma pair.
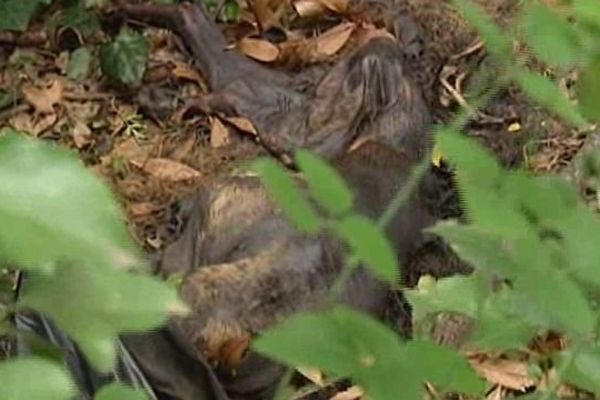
72,119 -> 92,148
236,37 -> 280,62
171,61 -> 206,87
314,22 -> 355,57
354,24 -> 395,46
293,0 -> 327,17
225,116 -> 258,136
330,386 -> 363,400
10,112 -> 57,137
22,80 -> 64,114
102,136 -> 149,166
469,356 -> 536,391
210,116 -> 231,148
136,158 -> 202,182
318,0 -> 348,13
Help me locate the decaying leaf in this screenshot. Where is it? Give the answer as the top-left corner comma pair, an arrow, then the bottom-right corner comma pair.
10,113 -> 58,137
210,116 -> 231,147
72,119 -> 92,149
293,0 -> 327,17
226,116 -> 258,136
318,0 -> 348,13
329,386 -> 363,400
314,22 -> 355,57
469,356 -> 536,391
236,37 -> 280,62
136,158 -> 201,182
171,61 -> 206,87
22,80 -> 64,114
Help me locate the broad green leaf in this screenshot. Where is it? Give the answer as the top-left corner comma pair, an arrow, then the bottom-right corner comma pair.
427,222 -> 515,278
405,340 -> 484,394
335,214 -> 397,282
573,0 -> 600,27
21,263 -> 185,371
100,28 -> 149,86
514,68 -> 586,127
56,3 -> 100,38
512,240 -> 595,335
435,128 -> 501,187
255,306 -> 418,400
576,56 -> 600,122
0,0 -> 48,32
95,383 -> 149,400
0,131 -> 140,271
67,47 -> 92,82
0,357 -> 75,400
470,293 -> 538,350
522,3 -> 582,68
504,172 -> 580,223
252,158 -> 321,233
557,208 -> 600,288
557,347 -> 600,395
295,149 -> 353,216
406,275 -> 480,320
453,0 -> 511,59
253,306 -> 402,378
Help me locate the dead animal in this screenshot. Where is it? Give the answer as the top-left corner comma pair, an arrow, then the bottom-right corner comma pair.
114,0 -> 432,161
155,141 -> 441,399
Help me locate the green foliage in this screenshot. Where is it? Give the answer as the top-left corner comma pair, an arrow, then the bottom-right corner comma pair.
67,47 -> 92,82
0,131 -> 184,396
0,357 -> 75,400
335,215 -> 397,282
295,149 -> 354,216
100,28 -> 150,87
254,306 -> 483,400
522,3 -> 582,69
95,383 -> 150,400
56,2 -> 100,38
0,0 -> 50,32
576,56 -> 600,121
0,131 -> 138,271
252,158 -> 322,233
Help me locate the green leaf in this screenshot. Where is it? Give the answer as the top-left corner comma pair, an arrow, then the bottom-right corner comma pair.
295,149 -> 353,216
522,3 -> 582,68
100,28 -> 149,86
435,128 -> 501,187
21,263 -> 185,371
67,47 -> 92,82
0,131 -> 140,271
0,357 -> 75,400
558,347 -> 600,396
254,306 -> 417,400
56,3 -> 100,38
470,293 -> 538,350
335,214 -> 397,282
453,0 -> 511,60
252,158 -> 321,233
514,68 -> 587,127
405,340 -> 484,394
95,383 -> 149,400
427,222 -> 516,278
0,0 -> 48,32
573,0 -> 600,27
512,239 -> 595,335
576,56 -> 600,122
406,275 -> 480,320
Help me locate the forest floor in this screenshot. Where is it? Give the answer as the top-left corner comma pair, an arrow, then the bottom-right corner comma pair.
0,0 -> 595,398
